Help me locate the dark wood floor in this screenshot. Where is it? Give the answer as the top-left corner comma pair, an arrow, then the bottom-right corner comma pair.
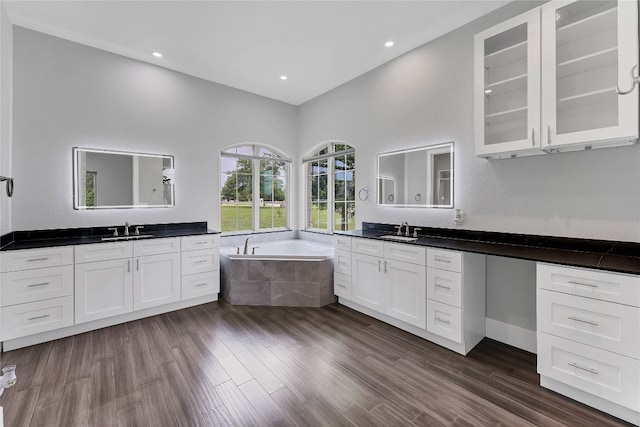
0,300 -> 631,426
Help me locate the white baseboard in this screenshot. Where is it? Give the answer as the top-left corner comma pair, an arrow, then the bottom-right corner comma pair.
485,318 -> 536,354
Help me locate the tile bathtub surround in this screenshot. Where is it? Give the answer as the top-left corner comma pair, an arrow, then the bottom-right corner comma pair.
220,256 -> 335,307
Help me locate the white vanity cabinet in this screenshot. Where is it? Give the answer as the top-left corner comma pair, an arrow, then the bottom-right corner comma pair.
0,246 -> 75,340
334,235 -> 487,355
351,238 -> 427,329
75,242 -> 134,323
333,235 -> 352,300
426,248 -> 486,353
180,234 -> 220,300
133,238 -> 181,310
537,263 -> 640,424
475,0 -> 638,159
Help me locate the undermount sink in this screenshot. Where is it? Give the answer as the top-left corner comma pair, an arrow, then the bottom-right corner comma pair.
101,234 -> 154,241
379,235 -> 418,242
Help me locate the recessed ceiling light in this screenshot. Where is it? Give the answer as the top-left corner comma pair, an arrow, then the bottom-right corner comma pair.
152,51 -> 163,58
280,75 -> 288,81
385,41 -> 395,47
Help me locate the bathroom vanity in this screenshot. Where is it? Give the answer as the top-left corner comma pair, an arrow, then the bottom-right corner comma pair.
0,222 -> 220,351
334,222 -> 640,425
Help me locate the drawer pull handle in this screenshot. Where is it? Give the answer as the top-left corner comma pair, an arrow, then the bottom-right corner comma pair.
336,283 -> 346,289
568,362 -> 598,375
435,317 -> 451,325
568,280 -> 598,288
339,261 -> 347,265
568,316 -> 598,326
434,256 -> 451,263
435,284 -> 451,290
27,282 -> 50,288
195,260 -> 208,264
378,260 -> 382,272
195,283 -> 208,288
27,257 -> 49,262
194,241 -> 207,245
384,260 -> 387,274
28,314 -> 51,321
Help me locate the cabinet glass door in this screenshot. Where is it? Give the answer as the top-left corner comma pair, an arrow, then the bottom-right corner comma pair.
474,9 -> 541,158
542,0 -> 638,148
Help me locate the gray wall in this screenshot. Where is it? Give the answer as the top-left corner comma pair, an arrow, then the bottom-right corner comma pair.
12,27 -> 298,230
0,4 -> 12,234
296,1 -> 640,331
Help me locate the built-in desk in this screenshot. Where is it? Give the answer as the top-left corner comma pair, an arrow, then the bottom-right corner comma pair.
335,222 -> 640,425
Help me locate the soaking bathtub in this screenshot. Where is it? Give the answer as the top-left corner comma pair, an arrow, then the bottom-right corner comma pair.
219,239 -> 335,307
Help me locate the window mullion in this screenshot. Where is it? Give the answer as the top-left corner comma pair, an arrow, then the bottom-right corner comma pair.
253,157 -> 260,231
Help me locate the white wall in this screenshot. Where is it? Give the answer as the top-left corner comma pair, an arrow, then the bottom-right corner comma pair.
297,1 -> 640,332
0,4 -> 12,234
11,27 -> 298,231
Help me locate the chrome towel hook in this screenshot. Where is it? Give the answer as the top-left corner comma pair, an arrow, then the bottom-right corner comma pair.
0,176 -> 14,197
616,65 -> 640,95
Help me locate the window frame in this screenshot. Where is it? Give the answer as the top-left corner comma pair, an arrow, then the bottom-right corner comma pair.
220,143 -> 291,235
302,142 -> 356,234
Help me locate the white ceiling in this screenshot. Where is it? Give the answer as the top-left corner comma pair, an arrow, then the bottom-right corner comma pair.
3,1 -> 509,105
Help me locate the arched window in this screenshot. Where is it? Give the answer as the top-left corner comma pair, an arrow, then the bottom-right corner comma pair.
302,142 -> 355,233
220,144 -> 290,233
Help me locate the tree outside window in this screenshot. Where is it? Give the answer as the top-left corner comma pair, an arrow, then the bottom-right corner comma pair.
220,145 -> 290,233
304,142 -> 355,233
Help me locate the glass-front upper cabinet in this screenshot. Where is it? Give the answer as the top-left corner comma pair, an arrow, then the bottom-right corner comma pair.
474,9 -> 541,159
541,0 -> 638,151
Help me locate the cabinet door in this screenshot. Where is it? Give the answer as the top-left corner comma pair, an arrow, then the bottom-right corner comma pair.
384,259 -> 426,328
541,0 -> 639,150
134,253 -> 181,310
75,258 -> 133,324
474,8 -> 541,158
351,253 -> 384,312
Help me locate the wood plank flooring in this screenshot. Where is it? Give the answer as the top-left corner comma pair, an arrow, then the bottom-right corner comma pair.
0,301 -> 632,426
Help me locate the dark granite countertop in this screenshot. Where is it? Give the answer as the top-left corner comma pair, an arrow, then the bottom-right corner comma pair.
335,222 -> 640,275
1,222 -> 220,251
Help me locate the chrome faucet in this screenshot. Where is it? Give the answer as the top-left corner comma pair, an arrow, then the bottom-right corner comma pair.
401,221 -> 409,237
243,236 -> 252,255
124,222 -> 130,236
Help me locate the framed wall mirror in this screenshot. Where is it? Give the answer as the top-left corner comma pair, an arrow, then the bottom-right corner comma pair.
377,142 -> 454,208
73,147 -> 175,209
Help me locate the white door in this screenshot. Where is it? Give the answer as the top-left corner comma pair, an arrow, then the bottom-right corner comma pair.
541,0 -> 639,149
351,253 -> 384,312
133,252 -> 180,310
474,8 -> 541,158
75,258 -> 133,323
384,259 -> 426,328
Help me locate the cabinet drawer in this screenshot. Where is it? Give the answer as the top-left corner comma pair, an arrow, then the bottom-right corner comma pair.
182,271 -> 220,300
1,265 -> 73,306
427,299 -> 462,344
134,237 -> 180,256
182,234 -> 219,252
334,249 -> 352,276
182,249 -> 219,276
538,333 -> 640,411
427,248 -> 461,273
333,235 -> 352,250
352,238 -> 384,257
427,267 -> 462,308
75,242 -> 133,264
1,296 -> 74,340
334,272 -> 352,300
1,246 -> 73,272
538,289 -> 639,359
537,263 -> 640,307
384,242 -> 426,266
